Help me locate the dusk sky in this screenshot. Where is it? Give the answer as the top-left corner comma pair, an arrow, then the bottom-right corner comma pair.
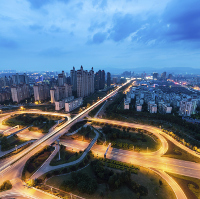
0,0 -> 200,73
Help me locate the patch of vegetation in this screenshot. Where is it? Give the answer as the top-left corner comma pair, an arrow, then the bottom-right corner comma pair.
0,180 -> 12,192
99,158 -> 140,174
68,120 -> 87,133
3,113 -> 61,133
22,146 -> 54,180
1,135 -> 26,151
99,124 -> 160,152
91,159 -> 148,195
168,172 -> 200,199
46,157 -> 176,199
162,137 -> 200,163
88,103 -> 104,117
60,172 -> 98,194
50,145 -> 83,166
38,151 -> 93,183
70,126 -> 96,142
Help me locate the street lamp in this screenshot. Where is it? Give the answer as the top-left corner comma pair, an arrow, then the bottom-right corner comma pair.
20,106 -> 23,111
15,145 -> 17,151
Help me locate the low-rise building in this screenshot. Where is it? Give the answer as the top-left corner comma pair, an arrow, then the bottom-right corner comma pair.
65,97 -> 83,112
179,99 -> 197,116
136,104 -> 142,112
149,104 -> 157,113
55,101 -> 65,111
124,99 -> 129,110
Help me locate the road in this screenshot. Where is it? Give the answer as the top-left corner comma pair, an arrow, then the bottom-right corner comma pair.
0,81 -> 128,198
90,118 -> 199,157
31,127 -> 99,179
0,80 -> 191,199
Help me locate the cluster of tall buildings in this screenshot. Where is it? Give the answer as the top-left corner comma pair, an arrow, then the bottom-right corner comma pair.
0,67 -> 112,111
153,72 -> 173,81
10,73 -> 30,103
11,84 -> 30,103
33,84 -> 50,102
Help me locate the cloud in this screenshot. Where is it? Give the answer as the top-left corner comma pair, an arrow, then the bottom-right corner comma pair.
109,13 -> 142,42
29,24 -> 43,31
87,32 -> 107,44
163,0 -> 200,41
88,21 -> 106,32
92,0 -> 107,9
76,2 -> 83,10
39,47 -> 70,57
0,37 -> 18,49
27,0 -> 70,9
49,25 -> 62,33
93,32 -> 107,44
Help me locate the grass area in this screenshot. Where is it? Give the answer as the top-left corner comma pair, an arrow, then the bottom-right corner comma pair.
168,172 -> 200,199
94,124 -> 161,152
68,120 -> 87,133
115,132 -> 160,152
50,146 -> 83,166
22,146 -> 54,180
46,161 -> 176,199
70,126 -> 96,142
2,113 -> 62,133
162,137 -> 200,163
88,103 -> 104,117
24,105 -> 55,112
83,91 -> 108,106
1,135 -> 27,151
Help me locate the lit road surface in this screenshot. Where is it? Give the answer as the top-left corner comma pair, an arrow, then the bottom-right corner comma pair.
90,118 -> 169,156
151,169 -> 187,199
0,80 -> 189,199
0,81 -> 130,181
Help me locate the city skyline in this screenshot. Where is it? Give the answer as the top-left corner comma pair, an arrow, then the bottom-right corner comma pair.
0,0 -> 200,72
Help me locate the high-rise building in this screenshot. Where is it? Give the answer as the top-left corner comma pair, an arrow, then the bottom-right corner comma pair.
0,90 -> 11,103
94,73 -> 100,90
153,72 -> 159,80
12,73 -> 29,85
94,70 -> 105,90
77,66 -> 94,98
99,70 -> 105,89
168,74 -> 173,80
161,72 -> 167,80
107,72 -> 111,87
70,67 -> 77,91
11,83 -> 30,103
58,71 -> 66,87
33,83 -> 50,102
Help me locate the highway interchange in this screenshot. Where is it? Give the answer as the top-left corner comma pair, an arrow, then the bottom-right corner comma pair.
0,80 -> 198,199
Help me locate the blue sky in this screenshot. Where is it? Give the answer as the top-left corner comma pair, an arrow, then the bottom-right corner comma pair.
0,0 -> 200,73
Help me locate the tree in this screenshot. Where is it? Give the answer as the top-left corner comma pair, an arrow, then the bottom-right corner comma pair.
0,180 -> 12,191
26,179 -> 36,187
